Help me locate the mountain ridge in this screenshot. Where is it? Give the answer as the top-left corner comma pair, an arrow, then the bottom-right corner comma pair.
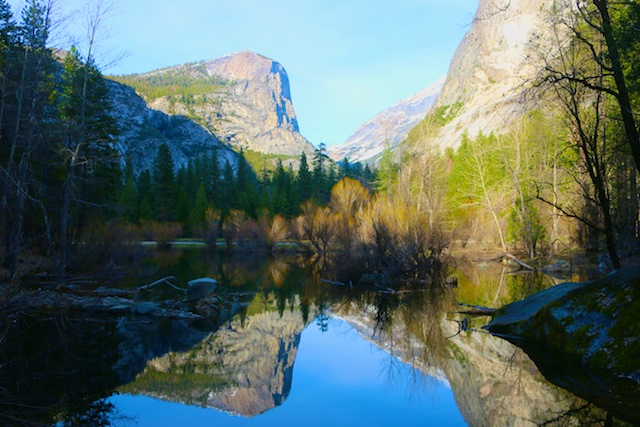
327,76 -> 444,163
108,51 -> 315,173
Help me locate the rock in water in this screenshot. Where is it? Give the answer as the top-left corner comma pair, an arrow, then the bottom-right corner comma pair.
187,278 -> 218,301
486,267 -> 640,382
132,302 -> 160,315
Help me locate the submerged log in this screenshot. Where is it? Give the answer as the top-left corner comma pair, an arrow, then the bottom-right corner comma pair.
457,303 -> 497,316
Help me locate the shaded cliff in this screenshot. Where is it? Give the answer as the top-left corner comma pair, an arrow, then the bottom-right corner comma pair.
107,79 -> 238,173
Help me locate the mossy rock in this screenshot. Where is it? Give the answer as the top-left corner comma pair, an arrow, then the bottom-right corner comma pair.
486,267 -> 640,380
485,268 -> 640,423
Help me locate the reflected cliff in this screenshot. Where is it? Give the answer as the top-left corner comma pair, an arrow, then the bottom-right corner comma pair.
121,307 -> 307,417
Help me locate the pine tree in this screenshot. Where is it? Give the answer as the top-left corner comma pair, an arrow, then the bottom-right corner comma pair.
189,182 -> 208,228
152,143 -> 175,222
375,143 -> 398,194
298,152 -> 313,202
312,143 -> 328,202
221,160 -> 236,214
208,149 -> 220,206
119,159 -> 138,222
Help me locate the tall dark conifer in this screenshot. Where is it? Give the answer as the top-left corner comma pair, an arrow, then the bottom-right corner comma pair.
298,152 -> 312,203
152,143 -> 175,222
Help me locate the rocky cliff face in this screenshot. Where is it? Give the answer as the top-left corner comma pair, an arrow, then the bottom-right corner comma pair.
417,0 -> 552,150
117,51 -> 314,165
200,51 -> 314,156
327,77 -> 444,163
107,79 -> 238,173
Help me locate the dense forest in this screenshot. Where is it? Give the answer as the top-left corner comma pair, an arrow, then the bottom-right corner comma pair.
0,0 -> 377,284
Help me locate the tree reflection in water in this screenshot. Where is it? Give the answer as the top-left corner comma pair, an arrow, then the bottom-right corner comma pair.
0,249 -> 632,426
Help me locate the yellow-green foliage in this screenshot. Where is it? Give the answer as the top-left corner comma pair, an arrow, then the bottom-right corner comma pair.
109,63 -> 230,102
242,150 -> 296,175
442,110 -> 574,256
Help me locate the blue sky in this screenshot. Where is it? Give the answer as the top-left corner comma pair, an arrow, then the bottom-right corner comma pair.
10,0 -> 479,147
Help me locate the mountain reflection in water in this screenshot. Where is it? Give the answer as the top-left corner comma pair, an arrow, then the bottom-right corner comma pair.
0,249 -> 631,426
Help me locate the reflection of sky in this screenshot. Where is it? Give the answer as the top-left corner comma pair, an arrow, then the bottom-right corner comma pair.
110,317 -> 467,427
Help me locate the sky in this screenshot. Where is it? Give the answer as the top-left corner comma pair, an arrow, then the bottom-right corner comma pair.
9,0 -> 479,147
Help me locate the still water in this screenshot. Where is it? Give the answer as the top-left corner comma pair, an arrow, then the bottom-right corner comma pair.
111,318 -> 465,427
0,248 -> 630,426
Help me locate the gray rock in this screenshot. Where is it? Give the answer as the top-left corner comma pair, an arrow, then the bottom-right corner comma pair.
485,281 -> 588,330
132,302 -> 160,315
187,278 -> 218,301
541,260 -> 573,273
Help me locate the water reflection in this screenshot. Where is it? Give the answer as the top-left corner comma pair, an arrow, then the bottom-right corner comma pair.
0,249 -> 632,426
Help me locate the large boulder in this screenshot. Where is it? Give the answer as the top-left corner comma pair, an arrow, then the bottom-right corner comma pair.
485,268 -> 640,423
187,278 -> 218,302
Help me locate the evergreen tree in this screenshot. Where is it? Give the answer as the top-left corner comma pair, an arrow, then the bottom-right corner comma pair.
119,159 -> 138,222
312,143 -> 328,202
375,143 -> 398,194
152,143 -> 175,222
339,157 -> 352,179
208,149 -> 220,206
176,188 -> 189,225
298,152 -> 313,202
57,45 -> 119,277
189,182 -> 208,228
271,160 -> 291,216
221,160 -> 236,214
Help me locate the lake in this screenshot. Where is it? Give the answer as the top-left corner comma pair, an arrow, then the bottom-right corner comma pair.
0,248 -> 631,426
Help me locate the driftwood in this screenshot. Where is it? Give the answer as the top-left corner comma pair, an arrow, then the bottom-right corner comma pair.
504,253 -> 537,271
138,276 -> 185,293
477,253 -> 537,271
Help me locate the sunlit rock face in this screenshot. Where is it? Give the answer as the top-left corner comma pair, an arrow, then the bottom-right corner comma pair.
146,51 -> 315,157
128,308 -> 307,417
326,77 -> 444,163
421,0 -> 554,150
107,79 -> 238,173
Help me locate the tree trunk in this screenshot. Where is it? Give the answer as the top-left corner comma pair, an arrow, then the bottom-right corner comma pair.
593,0 -> 640,175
